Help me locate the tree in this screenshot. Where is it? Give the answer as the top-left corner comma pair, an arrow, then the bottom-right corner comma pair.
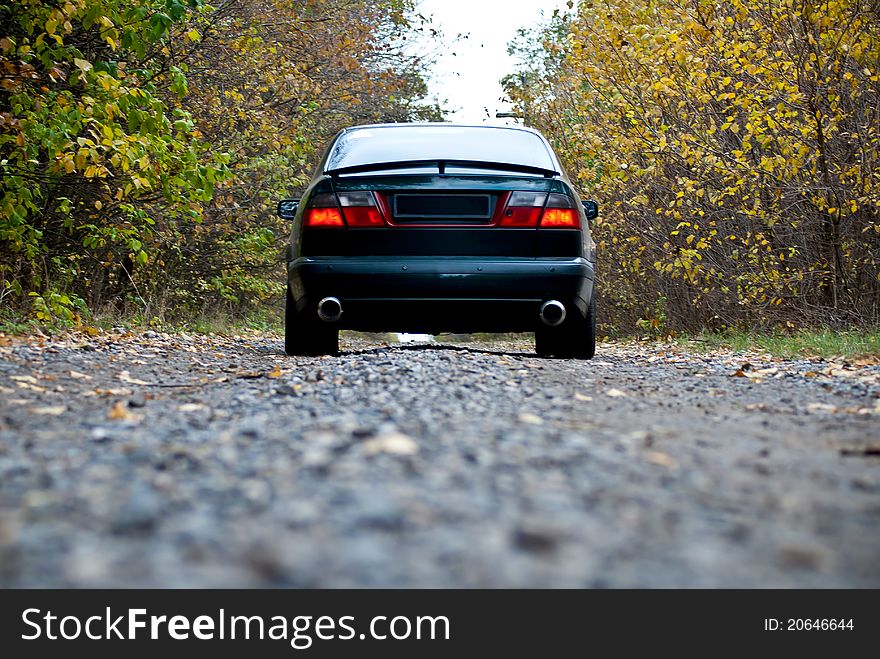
506,0 -> 880,332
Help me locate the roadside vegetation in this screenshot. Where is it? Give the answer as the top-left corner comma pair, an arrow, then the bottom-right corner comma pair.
1,0 -> 440,328
505,0 -> 880,336
678,327 -> 880,359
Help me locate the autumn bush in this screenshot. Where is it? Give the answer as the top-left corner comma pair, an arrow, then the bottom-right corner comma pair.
1,0 -> 439,325
506,0 -> 880,333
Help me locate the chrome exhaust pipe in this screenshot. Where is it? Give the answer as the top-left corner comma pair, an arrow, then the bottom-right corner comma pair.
317,296 -> 343,323
539,300 -> 566,327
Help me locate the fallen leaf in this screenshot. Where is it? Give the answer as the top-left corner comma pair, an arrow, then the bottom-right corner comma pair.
645,451 -> 676,468
118,370 -> 150,385
107,400 -> 140,421
198,376 -> 229,384
31,406 -> 66,416
807,402 -> 837,413
267,365 -> 283,378
518,412 -> 543,425
90,387 -> 133,397
605,388 -> 627,397
16,381 -> 46,392
363,432 -> 418,456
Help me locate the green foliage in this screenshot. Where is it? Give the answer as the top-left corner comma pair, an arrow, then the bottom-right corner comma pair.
1,0 -> 225,321
28,289 -> 88,324
636,295 -> 669,338
1,0 -> 441,324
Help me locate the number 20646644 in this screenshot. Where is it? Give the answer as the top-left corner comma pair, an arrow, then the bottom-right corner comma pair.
764,619 -> 854,631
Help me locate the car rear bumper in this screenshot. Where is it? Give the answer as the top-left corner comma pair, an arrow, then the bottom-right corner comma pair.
288,256 -> 594,333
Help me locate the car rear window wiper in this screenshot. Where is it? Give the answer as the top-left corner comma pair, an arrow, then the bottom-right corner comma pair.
325,159 -> 559,178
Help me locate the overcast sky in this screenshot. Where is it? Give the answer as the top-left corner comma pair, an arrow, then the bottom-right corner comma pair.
417,0 -> 570,124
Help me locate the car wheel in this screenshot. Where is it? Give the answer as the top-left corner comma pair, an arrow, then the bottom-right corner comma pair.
285,286 -> 339,356
535,297 -> 595,359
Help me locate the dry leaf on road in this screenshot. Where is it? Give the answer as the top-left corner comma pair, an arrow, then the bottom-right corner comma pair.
807,402 -> 838,413
15,381 -> 46,392
31,406 -> 66,415
646,451 -> 677,468
107,400 -> 140,421
118,370 -> 151,385
363,432 -> 418,456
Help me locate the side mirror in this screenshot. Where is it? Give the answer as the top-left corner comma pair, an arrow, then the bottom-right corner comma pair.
582,199 -> 599,221
277,199 -> 299,220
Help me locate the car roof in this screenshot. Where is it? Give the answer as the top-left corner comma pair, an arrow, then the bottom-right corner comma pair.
324,123 -> 561,177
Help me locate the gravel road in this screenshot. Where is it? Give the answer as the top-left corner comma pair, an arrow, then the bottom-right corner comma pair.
1,331 -> 878,587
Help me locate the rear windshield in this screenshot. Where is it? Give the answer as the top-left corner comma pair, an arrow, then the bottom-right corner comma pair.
324,125 -> 558,173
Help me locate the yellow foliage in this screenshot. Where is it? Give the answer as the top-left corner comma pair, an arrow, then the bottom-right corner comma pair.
507,0 -> 880,329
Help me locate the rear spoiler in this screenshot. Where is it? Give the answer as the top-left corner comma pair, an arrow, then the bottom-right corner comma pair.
325,159 -> 559,178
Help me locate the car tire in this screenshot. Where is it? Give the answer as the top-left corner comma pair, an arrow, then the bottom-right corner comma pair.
285,286 -> 339,356
535,297 -> 595,359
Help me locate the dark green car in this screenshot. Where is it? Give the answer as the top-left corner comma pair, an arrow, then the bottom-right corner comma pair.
279,123 -> 598,358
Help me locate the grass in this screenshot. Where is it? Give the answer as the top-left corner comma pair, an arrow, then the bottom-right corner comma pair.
0,308 -> 35,334
0,305 -> 285,337
678,327 -> 880,359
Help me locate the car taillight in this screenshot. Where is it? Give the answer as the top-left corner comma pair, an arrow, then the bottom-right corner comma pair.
500,191 -> 545,227
540,193 -> 579,228
305,193 -> 344,227
500,192 -> 580,228
338,191 -> 385,227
